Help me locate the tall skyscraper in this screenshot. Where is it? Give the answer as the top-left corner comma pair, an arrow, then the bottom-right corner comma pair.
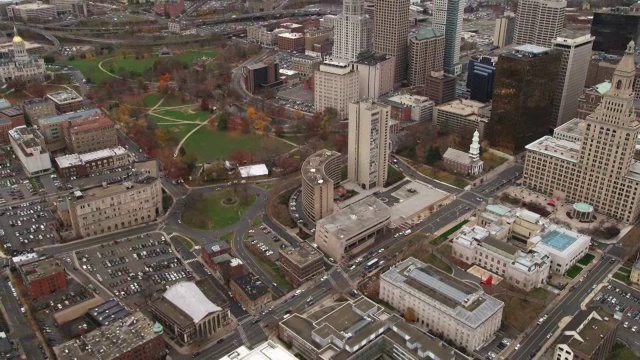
332,0 -> 373,62
591,11 -> 640,56
348,101 -> 390,189
551,35 -> 594,127
433,0 -> 464,75
373,0 -> 409,83
493,12 -> 516,48
314,60 -> 359,119
407,27 -> 445,87
523,42 -> 640,223
513,0 -> 566,48
466,56 -> 496,103
487,45 -> 562,153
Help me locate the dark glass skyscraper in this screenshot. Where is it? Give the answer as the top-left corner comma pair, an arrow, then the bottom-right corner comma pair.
591,11 -> 640,56
466,56 -> 496,103
487,45 -> 561,153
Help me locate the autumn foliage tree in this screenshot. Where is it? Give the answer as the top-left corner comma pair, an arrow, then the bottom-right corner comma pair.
229,150 -> 253,165
404,307 -> 416,322
158,73 -> 172,94
246,107 -> 272,132
200,97 -> 209,111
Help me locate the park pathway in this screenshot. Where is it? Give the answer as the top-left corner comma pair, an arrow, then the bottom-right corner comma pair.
97,57 -> 121,80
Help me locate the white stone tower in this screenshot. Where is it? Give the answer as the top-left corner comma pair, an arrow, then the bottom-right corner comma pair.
12,26 -> 28,62
469,129 -> 481,161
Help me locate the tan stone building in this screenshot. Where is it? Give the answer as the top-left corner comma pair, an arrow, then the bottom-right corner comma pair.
229,273 -> 272,314
301,149 -> 343,223
37,108 -> 101,152
380,258 -> 504,351
291,53 -> 322,77
67,175 -> 162,237
435,99 -> 490,138
314,60 -> 359,119
22,97 -> 56,123
304,27 -> 332,51
47,90 -> 84,114
523,42 -> 640,223
407,27 -> 444,87
62,113 -> 117,154
278,243 -> 324,287
513,0 -> 566,48
373,0 -> 409,82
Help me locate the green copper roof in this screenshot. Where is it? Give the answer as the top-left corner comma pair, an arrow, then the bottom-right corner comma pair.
153,322 -> 164,334
415,27 -> 442,41
595,81 -> 611,95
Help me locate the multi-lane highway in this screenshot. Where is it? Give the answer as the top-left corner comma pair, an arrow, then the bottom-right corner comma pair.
511,254 -> 619,359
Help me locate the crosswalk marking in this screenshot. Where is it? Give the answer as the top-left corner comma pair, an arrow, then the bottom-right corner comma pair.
184,258 -> 198,264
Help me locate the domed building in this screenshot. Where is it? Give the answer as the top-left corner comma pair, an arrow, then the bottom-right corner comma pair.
0,27 -> 45,83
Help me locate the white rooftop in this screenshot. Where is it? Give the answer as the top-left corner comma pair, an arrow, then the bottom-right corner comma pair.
238,164 -> 268,178
278,32 -> 303,39
163,282 -> 221,323
525,135 -> 580,163
55,146 -> 128,168
220,341 -> 298,360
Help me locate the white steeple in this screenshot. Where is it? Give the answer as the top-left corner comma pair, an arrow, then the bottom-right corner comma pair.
469,129 -> 480,161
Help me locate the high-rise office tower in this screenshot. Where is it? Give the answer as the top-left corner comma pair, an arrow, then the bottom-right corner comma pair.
407,27 -> 445,87
466,56 -> 496,103
523,42 -> 640,223
314,60 -> 359,119
487,45 -> 562,153
551,35 -> 594,127
513,0 -> 566,48
591,11 -> 640,56
425,71 -> 456,105
348,101 -> 390,189
332,0 -> 373,62
433,0 -> 464,75
493,12 -> 516,48
373,0 -> 409,83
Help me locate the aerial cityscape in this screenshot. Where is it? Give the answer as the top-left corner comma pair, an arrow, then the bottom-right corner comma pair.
0,0 -> 638,359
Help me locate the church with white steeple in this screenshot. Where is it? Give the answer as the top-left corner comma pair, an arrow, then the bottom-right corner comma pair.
0,26 -> 45,83
443,129 -> 484,176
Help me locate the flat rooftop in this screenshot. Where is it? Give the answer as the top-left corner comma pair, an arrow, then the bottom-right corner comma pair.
317,196 -> 391,240
437,99 -> 490,118
220,341 -> 298,360
71,174 -> 157,202
47,90 -> 82,104
525,135 -> 580,163
413,26 -> 442,41
279,32 -> 303,38
14,2 -> 55,9
55,146 -> 128,168
513,44 -> 551,55
383,258 -> 504,329
355,53 -> 392,66
540,227 -> 582,252
21,257 -> 63,283
40,108 -> 100,125
62,114 -> 114,134
54,312 -> 161,360
554,118 -> 582,139
386,94 -> 432,107
302,149 -> 341,186
231,273 -> 271,301
0,106 -> 22,117
9,126 -> 48,156
279,243 -> 323,266
561,308 -> 618,357
485,204 -> 513,216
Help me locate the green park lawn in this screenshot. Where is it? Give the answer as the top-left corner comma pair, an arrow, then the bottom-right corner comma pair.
566,264 -> 584,279
59,49 -> 216,85
181,189 -> 255,230
155,108 -> 211,122
143,93 -> 191,108
577,253 -> 596,267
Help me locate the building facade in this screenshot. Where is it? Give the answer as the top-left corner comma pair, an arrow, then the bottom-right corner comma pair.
331,0 -> 373,62
425,71 -> 456,105
7,3 -> 56,23
352,54 -> 395,99
380,258 -> 504,351
384,94 -> 435,122
487,45 -> 561,153
467,56 -> 496,103
551,35 -> 594,127
277,33 -> 305,52
0,118 -> 11,144
315,196 -> 391,262
55,147 -> 130,179
62,113 -> 118,154
348,101 -> 390,189
279,243 -> 324,287
22,97 -> 56,123
493,13 -> 515,48
19,257 -> 68,299
513,0 -> 566,48
67,175 -> 162,237
37,108 -> 101,152
291,53 -> 322,77
47,90 -> 84,114
301,149 -> 343,223
305,27 -> 333,51
314,60 -> 359,119
432,0 -> 463,74
229,273 -> 272,314
523,42 -> 640,223
435,99 -> 490,138
373,0 -> 409,82
9,126 -> 51,176
407,27 -> 445,87
443,130 -> 484,176
0,106 -> 25,128
591,10 -> 640,56
243,61 -> 280,94
149,281 -> 229,346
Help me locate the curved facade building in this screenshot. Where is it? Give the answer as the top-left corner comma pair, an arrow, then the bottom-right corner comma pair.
301,149 -> 343,223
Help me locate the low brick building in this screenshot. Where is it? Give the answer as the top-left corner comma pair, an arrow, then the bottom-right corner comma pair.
229,273 -> 272,314
55,146 -> 130,178
279,243 -> 324,288
278,33 -> 305,52
47,90 -> 84,114
201,240 -> 231,270
0,117 -> 11,144
0,106 -> 25,128
19,257 -> 68,299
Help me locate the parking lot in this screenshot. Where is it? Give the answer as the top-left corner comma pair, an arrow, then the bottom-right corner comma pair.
75,232 -> 193,307
0,200 -> 56,253
591,281 -> 640,346
246,225 -> 286,262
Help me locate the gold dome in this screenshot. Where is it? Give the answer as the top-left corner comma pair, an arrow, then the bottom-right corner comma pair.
12,36 -> 23,44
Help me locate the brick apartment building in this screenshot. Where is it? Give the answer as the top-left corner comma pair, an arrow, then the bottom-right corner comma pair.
201,240 -> 231,269
62,113 -> 117,154
229,273 -> 272,314
19,257 -> 68,299
0,118 -> 11,144
279,243 -> 324,287
278,33 -> 305,52
0,106 -> 25,128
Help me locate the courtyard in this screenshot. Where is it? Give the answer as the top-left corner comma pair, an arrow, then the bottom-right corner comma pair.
181,188 -> 256,230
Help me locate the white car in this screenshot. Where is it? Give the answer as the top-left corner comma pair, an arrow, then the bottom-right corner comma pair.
514,344 -> 521,350
320,276 -> 328,281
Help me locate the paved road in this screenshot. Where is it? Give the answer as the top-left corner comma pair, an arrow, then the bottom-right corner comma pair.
511,255 -> 618,359
0,272 -> 44,360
